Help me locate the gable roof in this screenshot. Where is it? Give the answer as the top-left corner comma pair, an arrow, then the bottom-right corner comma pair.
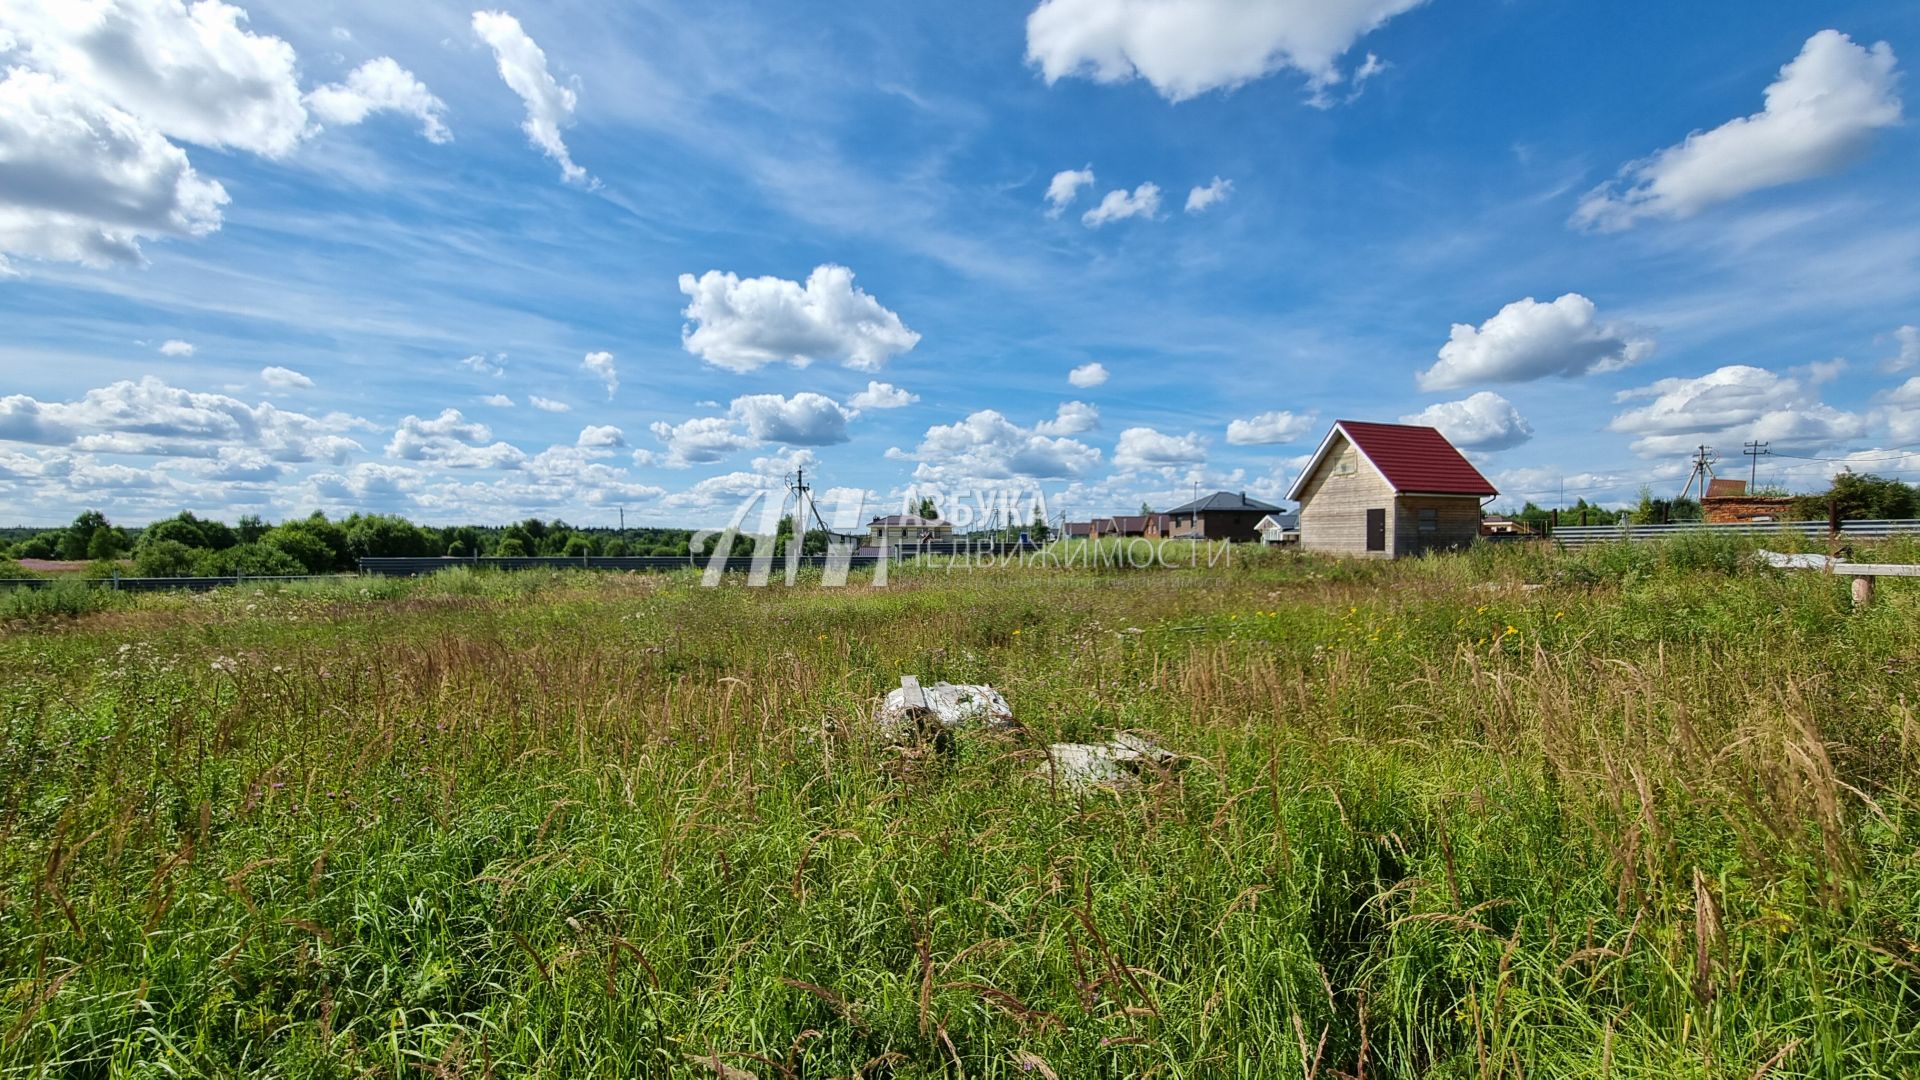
1166,490 -> 1282,514
1286,420 -> 1497,501
869,514 -> 951,527
1256,512 -> 1299,530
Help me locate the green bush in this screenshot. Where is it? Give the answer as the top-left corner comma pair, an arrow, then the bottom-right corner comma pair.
133,539 -> 199,577
192,543 -> 306,577
0,577 -> 124,620
261,525 -> 340,573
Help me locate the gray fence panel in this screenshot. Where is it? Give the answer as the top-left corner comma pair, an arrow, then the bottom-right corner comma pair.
1551,519 -> 1920,548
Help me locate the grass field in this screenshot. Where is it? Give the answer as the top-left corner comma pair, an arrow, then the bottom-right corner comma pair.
2,538 -> 1918,1077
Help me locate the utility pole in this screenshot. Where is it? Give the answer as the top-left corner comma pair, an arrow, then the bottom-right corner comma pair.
618,506 -> 624,532
1743,440 -> 1771,490
1679,444 -> 1717,501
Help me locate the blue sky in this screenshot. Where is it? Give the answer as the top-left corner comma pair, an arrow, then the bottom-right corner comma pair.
3,0 -> 1918,527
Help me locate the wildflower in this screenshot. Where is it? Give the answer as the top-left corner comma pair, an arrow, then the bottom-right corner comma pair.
1554,610 -> 1566,620
1505,625 -> 1517,636
1012,629 -> 1021,636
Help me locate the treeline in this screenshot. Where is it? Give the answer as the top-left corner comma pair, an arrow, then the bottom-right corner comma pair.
1506,472 -> 1918,529
3,511 -> 707,577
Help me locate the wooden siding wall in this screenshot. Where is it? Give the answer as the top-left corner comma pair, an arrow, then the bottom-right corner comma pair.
1296,434 -> 1397,558
1391,495 -> 1482,557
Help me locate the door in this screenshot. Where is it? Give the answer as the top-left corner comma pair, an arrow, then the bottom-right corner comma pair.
1365,508 -> 1386,552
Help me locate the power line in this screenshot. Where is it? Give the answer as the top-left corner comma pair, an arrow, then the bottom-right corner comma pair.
1743,440 -> 1770,489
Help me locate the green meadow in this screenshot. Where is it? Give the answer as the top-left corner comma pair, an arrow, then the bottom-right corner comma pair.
2,538 -> 1917,1077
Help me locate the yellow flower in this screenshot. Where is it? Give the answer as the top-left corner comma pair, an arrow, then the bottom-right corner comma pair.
1554,610 -> 1566,620
817,633 -> 827,641
1012,629 -> 1021,635
1505,625 -> 1518,635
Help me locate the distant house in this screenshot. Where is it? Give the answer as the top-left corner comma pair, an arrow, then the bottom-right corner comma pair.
1256,512 -> 1300,545
867,514 -> 953,548
1064,521 -> 1095,539
1096,513 -> 1168,539
1287,420 -> 1496,558
1165,491 -> 1284,543
1480,515 -> 1534,538
1701,478 -> 1794,523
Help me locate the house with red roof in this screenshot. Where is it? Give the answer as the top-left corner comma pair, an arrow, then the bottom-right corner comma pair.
1285,420 -> 1497,558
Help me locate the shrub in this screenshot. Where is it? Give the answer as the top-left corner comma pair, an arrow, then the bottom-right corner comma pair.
262,526 -> 340,574
134,539 -> 199,578
193,543 -> 306,577
0,577 -> 124,620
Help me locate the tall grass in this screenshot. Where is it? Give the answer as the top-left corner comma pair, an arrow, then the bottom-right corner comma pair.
0,548 -> 1915,1076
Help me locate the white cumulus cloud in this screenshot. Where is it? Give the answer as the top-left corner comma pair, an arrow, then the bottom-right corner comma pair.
3,0 -> 310,158
305,56 -> 451,144
471,10 -> 589,184
1608,364 -> 1864,456
1034,400 -> 1100,436
907,409 -> 1102,484
158,339 -> 195,356
1185,176 -> 1232,213
1082,182 -> 1160,227
260,365 -> 313,390
481,393 -> 514,407
729,392 -> 852,446
679,264 -> 920,372
386,408 -> 524,468
528,395 -> 570,413
1574,31 -> 1902,231
0,376 -> 363,462
1068,361 -> 1109,388
1401,391 -> 1533,451
849,380 -> 918,410
1026,0 -> 1428,102
1045,166 -> 1095,216
1418,293 -> 1653,391
576,424 -> 624,448
649,415 -> 752,468
1114,425 -> 1207,470
0,66 -> 228,269
582,350 -> 617,397
1226,410 -> 1315,445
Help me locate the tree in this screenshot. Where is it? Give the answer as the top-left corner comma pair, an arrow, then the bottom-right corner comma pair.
85,526 -> 124,561
59,511 -> 110,560
1030,507 -> 1051,544
1140,502 -> 1153,517
602,538 -> 629,557
15,532 -> 60,559
916,496 -> 939,520
561,535 -> 593,557
344,514 -> 433,560
236,514 -> 268,544
496,537 -> 529,557
261,526 -> 339,573
1794,472 -> 1917,521
194,543 -> 304,577
134,539 -> 198,577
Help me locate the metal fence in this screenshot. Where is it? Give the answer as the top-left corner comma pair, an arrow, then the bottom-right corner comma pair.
0,574 -> 346,593
356,555 -> 882,577
1550,519 -> 1920,548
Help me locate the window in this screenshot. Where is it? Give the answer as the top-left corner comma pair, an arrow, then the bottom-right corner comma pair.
1418,508 -> 1438,533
